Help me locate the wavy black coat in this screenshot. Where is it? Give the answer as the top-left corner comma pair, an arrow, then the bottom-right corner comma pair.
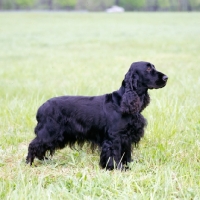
26,61 -> 168,170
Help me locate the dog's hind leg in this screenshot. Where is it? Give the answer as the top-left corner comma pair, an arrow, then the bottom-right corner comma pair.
26,115 -> 65,165
26,126 -> 66,165
26,137 -> 47,165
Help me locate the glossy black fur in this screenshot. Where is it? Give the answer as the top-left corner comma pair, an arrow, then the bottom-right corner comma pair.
26,61 -> 168,170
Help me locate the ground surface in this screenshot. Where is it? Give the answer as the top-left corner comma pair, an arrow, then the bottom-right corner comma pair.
0,12 -> 200,199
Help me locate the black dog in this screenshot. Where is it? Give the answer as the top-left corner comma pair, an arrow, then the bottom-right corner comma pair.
26,61 -> 168,170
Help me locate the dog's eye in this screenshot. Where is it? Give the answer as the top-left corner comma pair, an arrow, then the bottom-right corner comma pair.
146,67 -> 151,72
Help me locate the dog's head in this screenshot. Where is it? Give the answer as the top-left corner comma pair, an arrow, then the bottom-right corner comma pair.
121,61 -> 168,114
125,61 -> 168,90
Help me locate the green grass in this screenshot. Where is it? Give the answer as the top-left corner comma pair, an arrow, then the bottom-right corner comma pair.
0,12 -> 200,199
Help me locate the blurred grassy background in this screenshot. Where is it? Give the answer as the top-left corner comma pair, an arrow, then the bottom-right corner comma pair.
0,12 -> 200,199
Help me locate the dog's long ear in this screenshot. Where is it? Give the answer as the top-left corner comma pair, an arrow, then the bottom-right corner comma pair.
120,71 -> 140,114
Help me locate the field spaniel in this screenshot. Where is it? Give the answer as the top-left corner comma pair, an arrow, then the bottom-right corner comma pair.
26,61 -> 168,170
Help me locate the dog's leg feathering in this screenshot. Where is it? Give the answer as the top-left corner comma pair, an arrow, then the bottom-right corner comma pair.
26,137 -> 46,165
99,133 -> 122,170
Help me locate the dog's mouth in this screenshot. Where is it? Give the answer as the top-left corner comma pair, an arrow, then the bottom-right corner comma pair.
154,78 -> 168,89
148,82 -> 167,90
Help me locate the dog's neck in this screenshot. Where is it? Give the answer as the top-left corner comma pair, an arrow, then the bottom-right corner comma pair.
112,85 -> 150,113
136,85 -> 148,96
113,86 -> 149,113
117,85 -> 148,97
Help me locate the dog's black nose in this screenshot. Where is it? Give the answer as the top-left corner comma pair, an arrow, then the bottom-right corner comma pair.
162,75 -> 168,82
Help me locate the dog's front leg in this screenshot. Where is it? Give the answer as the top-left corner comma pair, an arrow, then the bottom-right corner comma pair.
99,133 -> 122,170
121,134 -> 132,166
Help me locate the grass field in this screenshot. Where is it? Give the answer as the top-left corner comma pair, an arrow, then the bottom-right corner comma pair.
0,12 -> 200,199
